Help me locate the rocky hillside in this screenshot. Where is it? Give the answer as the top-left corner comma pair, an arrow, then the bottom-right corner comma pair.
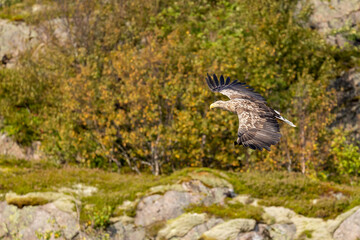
298,0 -> 360,142
1,159 -> 360,240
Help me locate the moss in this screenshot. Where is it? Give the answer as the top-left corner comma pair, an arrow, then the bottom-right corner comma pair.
145,220 -> 166,239
7,195 -> 49,208
298,229 -> 313,239
186,202 -> 264,222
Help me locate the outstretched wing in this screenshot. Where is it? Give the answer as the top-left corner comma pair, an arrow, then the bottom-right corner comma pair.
206,73 -> 265,102
235,102 -> 281,151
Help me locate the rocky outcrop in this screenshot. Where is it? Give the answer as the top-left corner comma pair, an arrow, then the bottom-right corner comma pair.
297,0 -> 360,47
331,69 -> 360,141
156,213 -> 221,240
0,198 -> 79,239
2,172 -> 360,239
135,179 -> 232,226
200,218 -> 257,240
0,19 -> 38,67
333,208 -> 360,240
297,0 -> 360,142
0,133 -> 42,160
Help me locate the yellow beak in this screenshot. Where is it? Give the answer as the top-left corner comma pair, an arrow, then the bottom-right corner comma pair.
210,103 -> 215,109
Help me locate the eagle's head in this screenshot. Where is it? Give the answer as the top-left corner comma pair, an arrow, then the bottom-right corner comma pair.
210,100 -> 227,110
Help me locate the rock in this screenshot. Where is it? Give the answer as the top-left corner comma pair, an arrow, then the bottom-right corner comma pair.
237,224 -> 271,240
147,183 -> 185,195
135,191 -> 202,226
331,69 -> 360,142
262,207 -> 296,224
0,201 -> 79,240
269,223 -> 296,240
333,208 -> 360,240
201,218 -> 256,240
182,180 -> 230,206
135,180 -> 231,226
156,213 -> 208,240
297,0 -> 360,47
113,199 -> 139,217
108,221 -> 146,240
327,206 -> 360,234
0,133 -> 42,160
0,19 -> 38,67
58,184 -> 98,197
181,217 -> 224,240
228,195 -> 254,205
5,192 -> 77,212
189,171 -> 233,189
109,215 -> 135,225
291,215 -> 333,240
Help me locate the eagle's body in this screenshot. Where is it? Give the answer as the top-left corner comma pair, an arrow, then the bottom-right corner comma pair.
206,74 -> 295,151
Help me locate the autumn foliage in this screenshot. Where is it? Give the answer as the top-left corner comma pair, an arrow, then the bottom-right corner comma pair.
0,0 -> 359,176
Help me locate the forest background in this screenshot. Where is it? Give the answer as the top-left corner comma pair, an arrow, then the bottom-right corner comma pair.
0,0 -> 359,178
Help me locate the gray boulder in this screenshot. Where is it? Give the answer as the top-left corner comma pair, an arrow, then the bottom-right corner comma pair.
156,213 -> 223,240
0,201 -> 79,240
135,180 -> 231,226
333,208 -> 360,240
108,221 -> 146,240
200,219 -> 256,240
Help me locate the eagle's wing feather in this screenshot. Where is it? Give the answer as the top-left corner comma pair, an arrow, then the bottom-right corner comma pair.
236,102 -> 281,151
206,73 -> 265,102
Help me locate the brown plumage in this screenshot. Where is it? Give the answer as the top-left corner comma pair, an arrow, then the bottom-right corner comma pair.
206,74 -> 295,151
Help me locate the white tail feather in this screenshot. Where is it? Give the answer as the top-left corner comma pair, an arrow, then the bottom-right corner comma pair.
275,110 -> 296,127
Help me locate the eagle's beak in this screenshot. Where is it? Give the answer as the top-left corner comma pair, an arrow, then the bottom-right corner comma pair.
210,103 -> 215,109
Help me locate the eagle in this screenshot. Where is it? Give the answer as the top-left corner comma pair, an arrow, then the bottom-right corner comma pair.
206,73 -> 295,151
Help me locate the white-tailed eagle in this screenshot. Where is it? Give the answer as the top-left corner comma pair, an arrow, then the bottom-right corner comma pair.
206,74 -> 295,151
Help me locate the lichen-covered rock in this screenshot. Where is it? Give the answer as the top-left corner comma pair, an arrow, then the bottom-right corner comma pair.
113,199 -> 139,217
108,221 -> 146,240
189,171 -> 233,189
58,184 -> 98,197
228,195 -> 254,205
200,219 -> 256,240
180,217 -> 224,240
0,201 -> 79,240
5,192 -> 77,212
269,223 -> 296,240
291,215 -> 333,240
333,207 -> 360,240
262,207 -> 296,225
147,184 -> 185,195
156,213 -> 208,240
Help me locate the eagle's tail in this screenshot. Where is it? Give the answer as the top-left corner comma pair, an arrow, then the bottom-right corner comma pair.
274,110 -> 296,127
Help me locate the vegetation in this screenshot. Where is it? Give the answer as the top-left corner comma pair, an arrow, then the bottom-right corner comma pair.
2,156 -> 360,222
0,0 -> 359,177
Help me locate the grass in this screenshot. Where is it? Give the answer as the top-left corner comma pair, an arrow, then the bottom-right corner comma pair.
2,156 -> 360,224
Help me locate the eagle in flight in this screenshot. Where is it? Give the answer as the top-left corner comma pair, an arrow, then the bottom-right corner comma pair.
206,74 -> 295,151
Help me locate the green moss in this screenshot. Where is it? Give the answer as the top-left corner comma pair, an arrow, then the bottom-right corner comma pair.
145,221 -> 166,238
298,230 -> 313,239
186,202 -> 264,222
7,196 -> 49,208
